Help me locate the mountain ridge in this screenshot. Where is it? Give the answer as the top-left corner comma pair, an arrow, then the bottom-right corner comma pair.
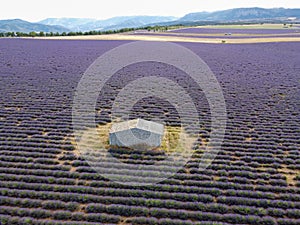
1,7 -> 300,33
0,19 -> 70,33
180,7 -> 300,21
39,16 -> 178,31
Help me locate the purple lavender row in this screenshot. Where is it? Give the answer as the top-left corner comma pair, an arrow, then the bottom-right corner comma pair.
131,32 -> 300,39
169,27 -> 300,34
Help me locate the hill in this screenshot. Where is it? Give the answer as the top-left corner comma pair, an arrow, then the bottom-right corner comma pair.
39,16 -> 177,31
1,8 -> 300,33
180,7 -> 300,22
39,18 -> 96,31
0,19 -> 70,33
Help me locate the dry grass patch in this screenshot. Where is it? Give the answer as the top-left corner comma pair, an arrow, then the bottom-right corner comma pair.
36,34 -> 300,44
278,165 -> 300,186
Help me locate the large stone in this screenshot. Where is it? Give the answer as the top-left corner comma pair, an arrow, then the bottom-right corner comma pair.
109,119 -> 164,150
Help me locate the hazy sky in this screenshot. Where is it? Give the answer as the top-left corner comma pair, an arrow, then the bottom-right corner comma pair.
2,0 -> 300,22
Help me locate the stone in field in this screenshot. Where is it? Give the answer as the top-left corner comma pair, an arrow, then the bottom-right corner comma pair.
109,119 -> 164,150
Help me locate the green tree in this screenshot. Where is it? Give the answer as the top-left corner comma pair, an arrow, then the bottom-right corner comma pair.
29,31 -> 37,37
67,32 -> 76,36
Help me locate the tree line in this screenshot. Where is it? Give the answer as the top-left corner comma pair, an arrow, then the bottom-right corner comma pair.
0,25 -> 181,38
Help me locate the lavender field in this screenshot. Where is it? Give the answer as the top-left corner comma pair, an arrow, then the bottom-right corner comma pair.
0,38 -> 300,225
130,32 -> 300,39
170,27 -> 300,34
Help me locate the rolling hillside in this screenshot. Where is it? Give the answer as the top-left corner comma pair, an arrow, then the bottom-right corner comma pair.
0,19 -> 70,33
39,16 -> 177,31
1,8 -> 300,33
180,7 -> 300,21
